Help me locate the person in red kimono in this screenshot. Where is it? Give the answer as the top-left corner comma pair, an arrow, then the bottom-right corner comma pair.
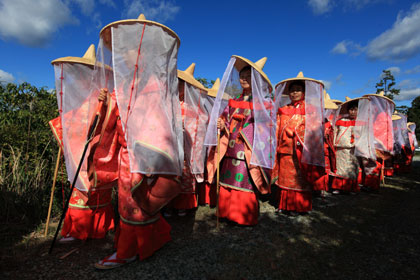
273,72 -> 325,214
407,122 -> 418,168
206,56 -> 273,226
331,97 -> 365,194
92,14 -> 183,269
197,79 -> 219,208
312,92 -> 338,195
164,63 -> 209,217
361,92 -> 397,190
50,45 -> 115,243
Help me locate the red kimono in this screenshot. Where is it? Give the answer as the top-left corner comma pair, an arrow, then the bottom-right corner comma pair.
273,101 -> 313,212
91,90 -> 182,260
49,114 -> 115,240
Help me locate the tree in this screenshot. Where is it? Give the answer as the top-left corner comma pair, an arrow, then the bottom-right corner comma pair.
196,77 -> 215,89
376,70 -> 400,100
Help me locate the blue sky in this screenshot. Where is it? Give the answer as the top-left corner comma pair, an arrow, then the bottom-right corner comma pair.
0,0 -> 419,107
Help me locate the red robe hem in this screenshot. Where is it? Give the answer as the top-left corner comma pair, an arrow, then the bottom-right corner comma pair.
198,183 -> 217,207
331,176 -> 360,192
217,186 -> 258,226
172,193 -> 197,210
115,216 -> 171,260
61,205 -> 115,240
278,189 -> 312,212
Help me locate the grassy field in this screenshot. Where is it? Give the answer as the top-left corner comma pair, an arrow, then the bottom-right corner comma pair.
1,157 -> 419,280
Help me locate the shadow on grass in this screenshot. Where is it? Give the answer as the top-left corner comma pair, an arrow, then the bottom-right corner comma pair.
1,159 -> 420,279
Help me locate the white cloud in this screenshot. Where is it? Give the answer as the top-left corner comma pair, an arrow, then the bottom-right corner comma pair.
99,0 -> 116,8
405,65 -> 420,74
394,88 -> 420,101
72,0 -> 95,16
385,66 -> 401,76
344,0 -> 379,10
308,0 -> 332,15
331,41 -> 348,54
397,79 -> 415,88
0,69 -> 15,83
365,3 -> 420,61
331,40 -> 363,55
123,0 -> 180,22
0,0 -> 77,47
320,80 -> 332,90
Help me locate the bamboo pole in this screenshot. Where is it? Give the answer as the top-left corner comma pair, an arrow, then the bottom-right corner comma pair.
216,128 -> 221,230
44,147 -> 62,237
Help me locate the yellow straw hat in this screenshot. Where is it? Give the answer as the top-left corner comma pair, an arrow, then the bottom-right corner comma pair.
324,90 -> 338,109
363,91 -> 395,106
232,55 -> 272,90
275,71 -> 324,94
392,114 -> 402,121
331,98 -> 343,105
407,122 -> 415,132
100,14 -> 180,48
177,63 -> 207,91
339,96 -> 368,113
207,78 -> 220,98
51,44 -> 96,67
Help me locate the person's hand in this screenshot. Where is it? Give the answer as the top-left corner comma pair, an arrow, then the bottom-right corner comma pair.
98,88 -> 108,102
217,118 -> 225,130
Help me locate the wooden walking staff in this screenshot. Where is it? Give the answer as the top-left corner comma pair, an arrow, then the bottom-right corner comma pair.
44,147 -> 62,237
216,127 -> 221,230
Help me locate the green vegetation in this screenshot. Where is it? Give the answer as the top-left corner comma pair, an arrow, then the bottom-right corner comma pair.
0,82 -> 65,244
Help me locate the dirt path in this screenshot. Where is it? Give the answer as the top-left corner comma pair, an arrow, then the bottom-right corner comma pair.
2,157 -> 420,279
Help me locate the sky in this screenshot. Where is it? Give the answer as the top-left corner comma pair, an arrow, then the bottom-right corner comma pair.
0,0 -> 419,107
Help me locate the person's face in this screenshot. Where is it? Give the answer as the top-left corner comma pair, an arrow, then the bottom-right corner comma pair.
178,80 -> 185,101
348,106 -> 358,120
289,84 -> 304,102
239,69 -> 252,90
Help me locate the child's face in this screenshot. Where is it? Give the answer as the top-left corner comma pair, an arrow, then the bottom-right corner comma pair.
348,106 -> 358,119
289,84 -> 304,102
239,69 -> 251,90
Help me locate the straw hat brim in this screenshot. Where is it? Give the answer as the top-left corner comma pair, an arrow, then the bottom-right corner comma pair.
339,97 -> 368,113
100,19 -> 180,46
207,88 -> 217,98
177,70 -> 207,91
363,94 -> 395,106
392,115 -> 402,121
232,55 -> 272,90
275,76 -> 324,90
331,99 -> 343,105
325,99 -> 338,110
51,57 -> 95,67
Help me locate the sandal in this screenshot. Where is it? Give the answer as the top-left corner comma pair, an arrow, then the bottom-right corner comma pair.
94,252 -> 136,270
59,235 -> 77,243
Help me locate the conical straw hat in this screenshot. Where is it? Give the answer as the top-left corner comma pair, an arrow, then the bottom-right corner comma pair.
275,71 -> 324,90
207,78 -> 230,100
392,114 -> 401,121
51,44 -> 96,67
363,91 -> 395,106
207,78 -> 220,97
407,122 -> 415,132
100,14 -> 180,46
339,95 -> 368,113
331,98 -> 343,105
324,90 -> 338,109
232,55 -> 272,90
177,63 -> 207,91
